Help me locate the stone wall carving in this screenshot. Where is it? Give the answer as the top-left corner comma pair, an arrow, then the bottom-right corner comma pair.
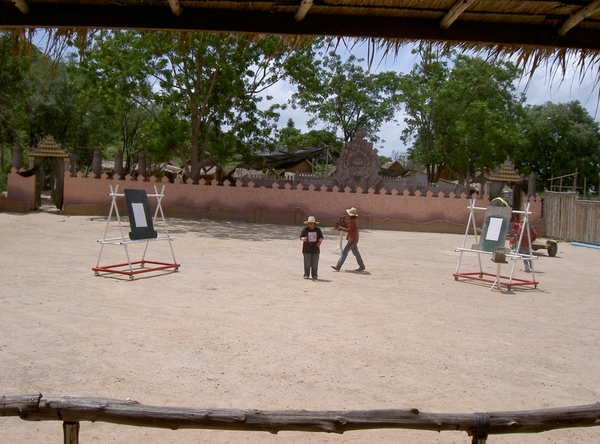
333,129 -> 381,192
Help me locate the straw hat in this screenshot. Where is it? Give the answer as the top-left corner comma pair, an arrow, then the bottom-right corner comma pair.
304,216 -> 319,224
346,207 -> 358,217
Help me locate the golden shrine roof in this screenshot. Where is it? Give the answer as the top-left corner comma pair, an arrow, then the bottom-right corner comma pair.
488,157 -> 522,183
29,135 -> 70,158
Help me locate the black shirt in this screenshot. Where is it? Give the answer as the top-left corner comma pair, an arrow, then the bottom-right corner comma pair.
300,226 -> 324,254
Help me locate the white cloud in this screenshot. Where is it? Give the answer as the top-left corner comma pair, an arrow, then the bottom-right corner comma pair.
264,81 -> 309,130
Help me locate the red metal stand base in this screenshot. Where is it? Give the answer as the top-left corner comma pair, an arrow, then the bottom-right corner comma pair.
453,271 -> 538,291
93,260 -> 180,280
93,185 -> 180,281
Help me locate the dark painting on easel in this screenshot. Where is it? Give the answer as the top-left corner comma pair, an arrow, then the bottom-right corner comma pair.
479,206 -> 512,253
124,189 -> 158,240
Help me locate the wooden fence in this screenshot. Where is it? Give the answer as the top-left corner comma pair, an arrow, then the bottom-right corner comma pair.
544,192 -> 600,245
2,395 -> 599,443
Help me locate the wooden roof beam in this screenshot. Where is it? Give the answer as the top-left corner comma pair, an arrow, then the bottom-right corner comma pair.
440,0 -> 475,29
10,0 -> 29,14
2,5 -> 600,52
167,0 -> 183,17
295,0 -> 313,22
558,0 -> 600,36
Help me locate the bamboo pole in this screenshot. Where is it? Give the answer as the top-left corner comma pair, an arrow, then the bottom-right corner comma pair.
2,395 -> 600,440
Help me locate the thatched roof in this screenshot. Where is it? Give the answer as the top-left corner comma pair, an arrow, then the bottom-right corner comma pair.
1,1 -> 599,50
2,0 -> 600,78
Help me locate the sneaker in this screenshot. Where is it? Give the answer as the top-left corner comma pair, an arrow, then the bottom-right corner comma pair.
303,275 -> 309,279
312,276 -> 318,280
331,266 -> 340,271
355,267 -> 365,272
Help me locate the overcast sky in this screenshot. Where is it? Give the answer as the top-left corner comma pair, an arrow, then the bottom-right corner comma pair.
265,43 -> 600,158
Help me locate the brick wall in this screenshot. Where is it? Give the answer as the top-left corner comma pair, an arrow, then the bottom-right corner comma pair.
51,171 -> 543,234
7,168 -> 35,210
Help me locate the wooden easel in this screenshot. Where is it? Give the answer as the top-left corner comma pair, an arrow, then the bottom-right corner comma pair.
92,184 -> 180,280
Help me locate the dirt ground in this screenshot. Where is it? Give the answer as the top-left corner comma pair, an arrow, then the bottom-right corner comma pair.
1,209 -> 599,444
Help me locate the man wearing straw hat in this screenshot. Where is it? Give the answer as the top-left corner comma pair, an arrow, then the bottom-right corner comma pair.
300,216 -> 324,279
331,207 -> 366,272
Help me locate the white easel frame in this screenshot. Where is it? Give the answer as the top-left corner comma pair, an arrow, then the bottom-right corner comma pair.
332,230 -> 344,255
93,184 -> 180,280
453,199 -> 538,291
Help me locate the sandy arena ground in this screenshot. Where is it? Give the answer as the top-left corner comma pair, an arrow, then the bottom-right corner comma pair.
1,209 -> 599,443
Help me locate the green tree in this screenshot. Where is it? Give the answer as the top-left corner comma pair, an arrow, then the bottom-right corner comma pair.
68,65 -> 119,172
515,101 -> 600,194
79,31 -> 291,182
1,35 -> 118,181
438,55 -> 525,188
275,118 -> 342,175
378,154 -> 392,167
277,118 -> 342,154
277,119 -> 304,152
14,51 -> 117,174
76,32 -> 178,175
398,47 -> 450,184
69,47 -> 142,174
399,49 -> 524,187
22,62 -> 72,145
0,36 -> 30,175
285,40 -> 401,147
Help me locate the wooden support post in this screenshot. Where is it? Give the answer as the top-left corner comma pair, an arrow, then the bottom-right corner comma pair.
63,421 -> 80,444
471,412 -> 490,443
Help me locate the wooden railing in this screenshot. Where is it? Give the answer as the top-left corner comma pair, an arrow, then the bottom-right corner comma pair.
2,395 -> 599,443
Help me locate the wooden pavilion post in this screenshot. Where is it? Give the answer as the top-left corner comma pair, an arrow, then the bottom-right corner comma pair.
63,421 -> 80,444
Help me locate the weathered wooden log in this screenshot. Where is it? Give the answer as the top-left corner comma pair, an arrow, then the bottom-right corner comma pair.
2,395 -> 599,438
0,394 -> 41,416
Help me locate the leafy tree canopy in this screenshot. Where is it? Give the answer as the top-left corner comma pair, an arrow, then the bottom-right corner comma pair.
0,36 -> 31,185
277,118 -> 343,154
285,38 -> 401,148
514,100 -> 600,193
399,47 -> 525,186
78,31 -> 294,181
